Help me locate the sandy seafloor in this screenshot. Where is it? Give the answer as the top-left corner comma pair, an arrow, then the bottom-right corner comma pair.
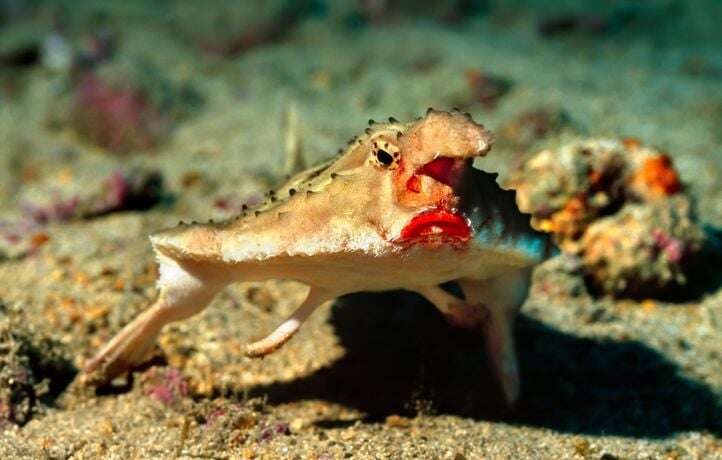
1,1 -> 722,458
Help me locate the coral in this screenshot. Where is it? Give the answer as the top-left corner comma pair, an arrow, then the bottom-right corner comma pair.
20,168 -> 164,222
183,399 -> 264,451
509,139 -> 628,247
624,139 -> 682,200
81,168 -> 165,217
70,73 -> 166,153
509,138 -> 705,297
464,69 -> 512,109
143,367 -> 188,406
64,51 -> 202,153
0,303 -> 74,428
0,168 -> 165,259
581,197 -> 704,297
259,421 -> 291,442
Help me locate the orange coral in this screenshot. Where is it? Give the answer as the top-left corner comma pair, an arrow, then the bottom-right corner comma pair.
632,154 -> 681,198
587,169 -> 603,188
538,195 -> 590,246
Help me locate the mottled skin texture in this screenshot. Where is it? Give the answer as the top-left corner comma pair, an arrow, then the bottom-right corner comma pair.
82,110 -> 550,405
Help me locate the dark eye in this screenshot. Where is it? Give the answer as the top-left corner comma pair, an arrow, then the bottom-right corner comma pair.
376,149 -> 394,166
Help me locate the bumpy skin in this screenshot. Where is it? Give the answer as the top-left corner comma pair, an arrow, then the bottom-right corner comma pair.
82,110 -> 551,406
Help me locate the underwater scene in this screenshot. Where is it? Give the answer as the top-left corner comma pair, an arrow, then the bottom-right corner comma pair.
1,1 -> 721,458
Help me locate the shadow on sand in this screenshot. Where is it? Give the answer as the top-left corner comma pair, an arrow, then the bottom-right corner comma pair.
246,290 -> 722,439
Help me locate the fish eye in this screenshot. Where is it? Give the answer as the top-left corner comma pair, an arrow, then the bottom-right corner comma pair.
376,149 -> 393,165
370,140 -> 400,169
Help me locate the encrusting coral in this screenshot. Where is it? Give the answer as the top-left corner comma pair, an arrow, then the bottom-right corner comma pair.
509,138 -> 704,297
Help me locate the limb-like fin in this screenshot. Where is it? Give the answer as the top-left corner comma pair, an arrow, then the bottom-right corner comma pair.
459,272 -> 531,407
81,256 -> 224,385
481,305 -> 520,406
411,285 -> 487,329
245,287 -> 332,358
414,281 -> 519,405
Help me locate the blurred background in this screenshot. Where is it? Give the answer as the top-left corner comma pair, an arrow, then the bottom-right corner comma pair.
1,1 -> 721,458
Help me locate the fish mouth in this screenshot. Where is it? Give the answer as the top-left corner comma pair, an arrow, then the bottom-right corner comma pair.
403,156 -> 470,195
417,157 -> 468,187
398,208 -> 472,245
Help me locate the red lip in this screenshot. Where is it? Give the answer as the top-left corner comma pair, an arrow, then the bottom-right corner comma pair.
399,209 -> 471,244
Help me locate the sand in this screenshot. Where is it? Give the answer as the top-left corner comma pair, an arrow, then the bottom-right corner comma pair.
0,1 -> 721,458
